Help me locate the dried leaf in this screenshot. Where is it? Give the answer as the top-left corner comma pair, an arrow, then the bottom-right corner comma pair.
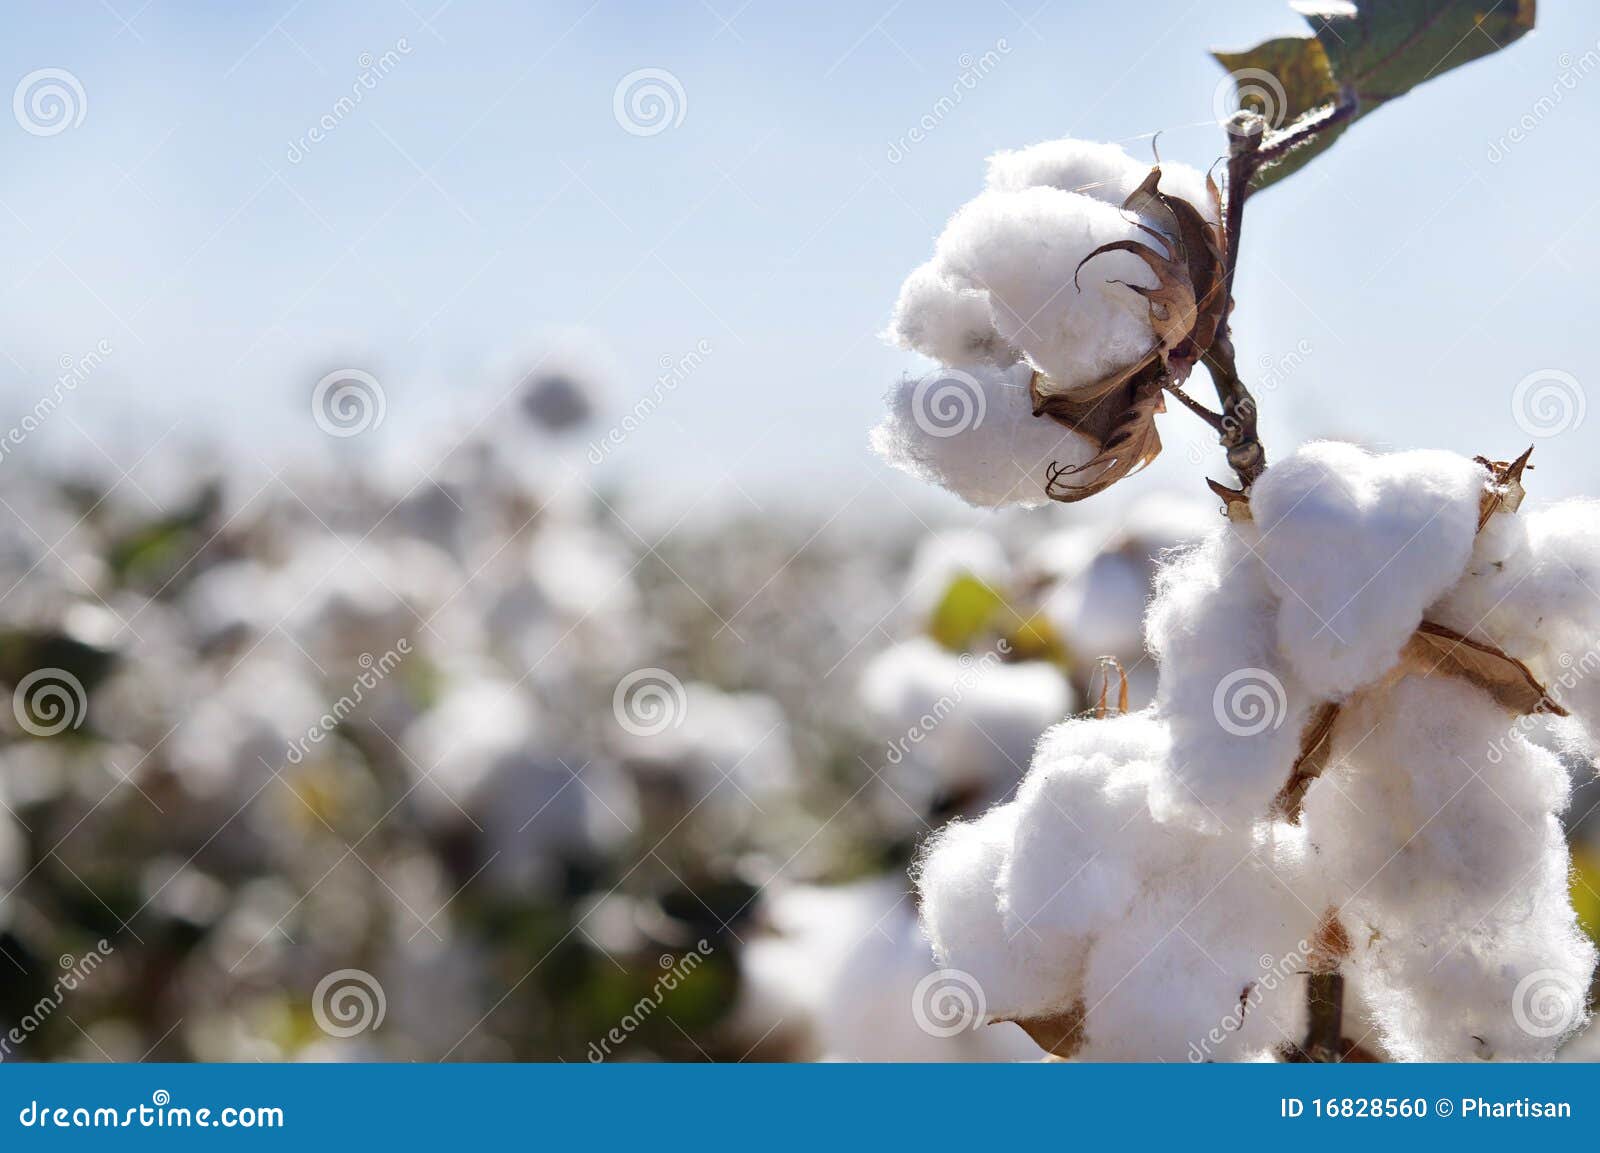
997,1001 -> 1087,1059
1275,700 -> 1341,823
1091,656 -> 1130,718
1402,620 -> 1567,717
1206,477 -> 1252,522
1044,368 -> 1166,503
1070,168 -> 1227,386
1474,444 -> 1533,531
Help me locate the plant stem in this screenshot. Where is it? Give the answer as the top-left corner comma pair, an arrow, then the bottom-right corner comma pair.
1207,92 -> 1358,492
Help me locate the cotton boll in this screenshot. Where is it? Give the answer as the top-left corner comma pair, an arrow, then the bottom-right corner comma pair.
1302,677 -> 1569,924
886,261 -> 1020,369
935,187 -> 1159,392
1042,549 -> 1148,658
1432,500 -> 1600,740
1075,838 -> 1309,1061
1000,713 -> 1199,964
817,890 -> 1043,1061
1250,442 -> 1485,698
870,362 -> 1096,508
1345,851 -> 1594,1061
915,804 -> 1069,1020
1145,525 -> 1315,827
984,138 -> 1219,225
860,637 -> 1071,804
1302,675 -> 1595,1059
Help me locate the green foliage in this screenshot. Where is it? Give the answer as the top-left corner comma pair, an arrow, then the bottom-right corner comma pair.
1215,0 -> 1536,190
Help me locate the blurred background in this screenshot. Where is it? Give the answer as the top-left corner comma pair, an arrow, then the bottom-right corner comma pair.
0,0 -> 1596,1060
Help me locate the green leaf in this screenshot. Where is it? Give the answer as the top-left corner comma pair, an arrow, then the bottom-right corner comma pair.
1214,0 -> 1536,190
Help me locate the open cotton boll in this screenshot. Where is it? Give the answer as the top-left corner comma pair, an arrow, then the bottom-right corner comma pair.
1431,499 -> 1600,739
1301,674 -> 1594,1059
887,261 -> 1020,369
934,187 -> 1160,393
1250,442 -> 1485,698
915,804 -> 1071,1021
1344,848 -> 1594,1061
870,361 -> 1096,508
1145,525 -> 1314,827
1043,549 -> 1148,659
1075,839 -> 1309,1061
1000,713 -> 1203,966
860,637 -> 1071,801
1302,677 -> 1570,924
985,137 -> 1220,225
817,887 -> 1044,1061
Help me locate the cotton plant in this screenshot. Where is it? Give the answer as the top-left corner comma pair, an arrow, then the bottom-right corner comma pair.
876,0 -> 1597,1061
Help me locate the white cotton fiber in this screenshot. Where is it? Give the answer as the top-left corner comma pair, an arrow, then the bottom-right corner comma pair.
887,260 -> 1019,369
1145,524 -> 1315,827
1250,442 -> 1485,698
933,187 -> 1158,393
1431,499 -> 1600,741
914,804 -> 1069,1023
1301,674 -> 1594,1060
985,137 -> 1219,225
861,636 -> 1071,800
870,361 -> 1096,508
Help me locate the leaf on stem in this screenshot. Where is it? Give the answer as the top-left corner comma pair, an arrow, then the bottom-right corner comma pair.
1214,0 -> 1536,190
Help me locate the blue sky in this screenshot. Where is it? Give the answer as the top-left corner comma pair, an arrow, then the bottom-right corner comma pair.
2,0 -> 1597,521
